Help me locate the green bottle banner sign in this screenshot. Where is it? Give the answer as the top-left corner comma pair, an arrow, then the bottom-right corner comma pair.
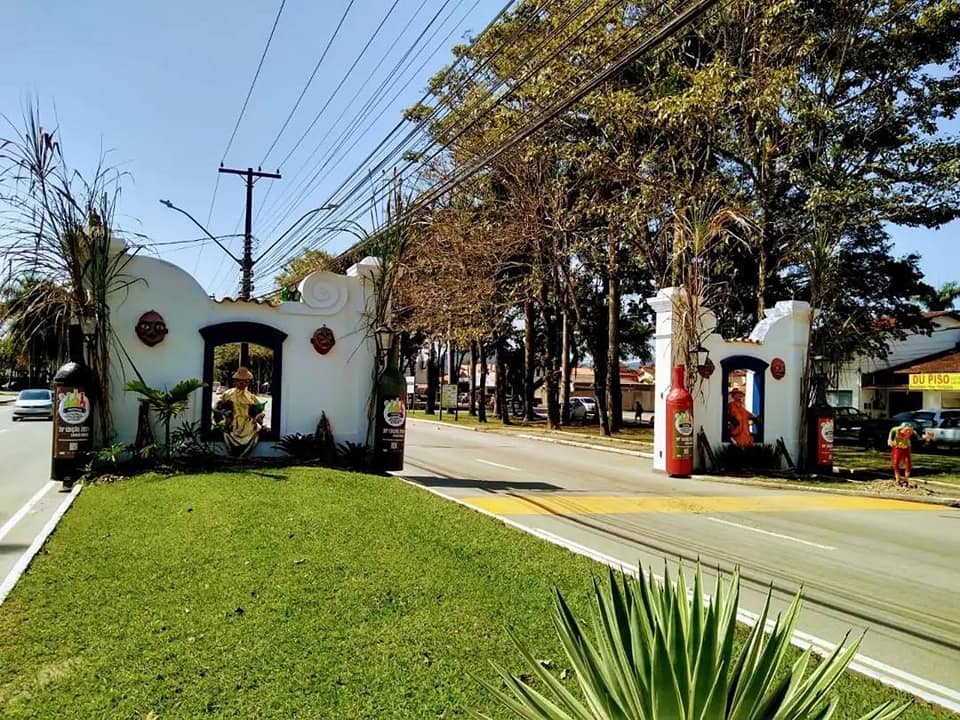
374,346 -> 407,471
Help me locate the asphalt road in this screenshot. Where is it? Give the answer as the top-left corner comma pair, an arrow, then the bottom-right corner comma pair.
0,404 -> 64,595
399,420 -> 960,711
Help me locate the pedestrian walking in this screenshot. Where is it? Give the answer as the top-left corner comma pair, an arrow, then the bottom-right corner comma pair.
887,421 -> 917,486
634,400 -> 643,422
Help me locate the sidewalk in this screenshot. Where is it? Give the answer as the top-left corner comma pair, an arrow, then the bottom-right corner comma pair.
0,392 -> 18,405
408,417 -> 960,507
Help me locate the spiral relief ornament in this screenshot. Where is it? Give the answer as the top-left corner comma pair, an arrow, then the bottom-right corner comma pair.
300,273 -> 349,315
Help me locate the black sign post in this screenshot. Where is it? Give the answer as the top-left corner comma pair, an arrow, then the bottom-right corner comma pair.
51,361 -> 94,491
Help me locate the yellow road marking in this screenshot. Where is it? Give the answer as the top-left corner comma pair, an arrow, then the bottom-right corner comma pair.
461,494 -> 941,516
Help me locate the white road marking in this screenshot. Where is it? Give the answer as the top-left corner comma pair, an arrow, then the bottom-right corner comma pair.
475,458 -> 521,471
0,485 -> 81,605
398,470 -> 960,713
706,516 -> 837,551
0,482 -> 57,542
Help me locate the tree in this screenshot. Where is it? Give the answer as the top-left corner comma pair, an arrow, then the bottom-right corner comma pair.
0,277 -> 71,386
273,249 -> 335,290
1,105 -> 138,443
124,379 -> 205,459
915,281 -> 960,311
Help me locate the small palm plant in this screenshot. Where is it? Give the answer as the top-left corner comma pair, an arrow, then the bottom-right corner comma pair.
478,564 -> 907,720
124,379 -> 205,459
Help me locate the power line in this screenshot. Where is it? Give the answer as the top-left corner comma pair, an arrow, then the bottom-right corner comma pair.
252,0 -> 436,230
255,0 -> 554,271
205,0 -> 288,228
256,0 -> 478,247
259,0 -> 357,168
261,0 -> 718,283
258,0 -> 620,273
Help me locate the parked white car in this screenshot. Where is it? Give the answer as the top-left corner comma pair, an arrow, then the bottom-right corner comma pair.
12,389 -> 53,421
570,396 -> 598,421
923,411 -> 960,450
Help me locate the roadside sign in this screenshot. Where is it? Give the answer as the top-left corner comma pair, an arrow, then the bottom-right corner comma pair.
441,383 -> 458,409
908,373 -> 960,391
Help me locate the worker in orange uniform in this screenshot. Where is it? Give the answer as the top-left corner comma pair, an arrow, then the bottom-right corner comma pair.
727,387 -> 758,447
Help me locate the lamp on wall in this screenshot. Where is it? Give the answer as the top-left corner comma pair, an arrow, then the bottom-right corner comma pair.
690,344 -> 715,378
375,324 -> 396,366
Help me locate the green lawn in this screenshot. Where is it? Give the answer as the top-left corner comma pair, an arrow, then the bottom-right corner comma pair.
0,469 -> 952,719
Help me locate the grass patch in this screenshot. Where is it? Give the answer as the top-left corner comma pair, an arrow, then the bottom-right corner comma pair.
834,445 -> 960,485
409,409 -> 654,448
0,469 -> 950,718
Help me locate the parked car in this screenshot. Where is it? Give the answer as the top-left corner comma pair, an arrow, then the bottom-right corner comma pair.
833,406 -> 868,443
923,411 -> 960,450
858,409 -> 951,449
12,388 -> 53,421
570,396 -> 598,421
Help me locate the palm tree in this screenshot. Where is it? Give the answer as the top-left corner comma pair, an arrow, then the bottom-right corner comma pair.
123,379 -> 205,459
0,277 -> 71,385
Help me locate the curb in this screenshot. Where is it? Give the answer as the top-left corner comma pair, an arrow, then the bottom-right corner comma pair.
690,474 -> 960,509
396,472 -> 960,713
0,484 -> 82,605
409,418 -> 960,508
516,433 -> 653,458
409,417 -> 655,457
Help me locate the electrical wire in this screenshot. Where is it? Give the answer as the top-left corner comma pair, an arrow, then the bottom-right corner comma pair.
257,0 -> 621,274
257,0 -> 718,286
205,0 -> 287,227
258,0 -> 357,168
255,0 -> 477,246
252,0 -> 436,230
254,0 -> 552,272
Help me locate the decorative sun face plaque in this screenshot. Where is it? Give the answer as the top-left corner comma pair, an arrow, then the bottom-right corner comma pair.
135,310 -> 169,347
311,326 -> 336,355
771,357 -> 786,380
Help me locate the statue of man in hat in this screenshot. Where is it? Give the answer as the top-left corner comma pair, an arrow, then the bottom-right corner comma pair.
727,387 -> 758,447
214,366 -> 265,457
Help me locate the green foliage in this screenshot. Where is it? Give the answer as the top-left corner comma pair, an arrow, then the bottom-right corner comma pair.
714,443 -> 782,473
480,564 -> 908,720
123,378 -> 205,458
335,441 -> 373,471
275,413 -> 337,463
273,248 -> 336,290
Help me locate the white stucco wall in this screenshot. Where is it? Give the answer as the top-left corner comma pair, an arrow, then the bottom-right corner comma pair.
648,288 -> 810,472
106,251 -> 378,454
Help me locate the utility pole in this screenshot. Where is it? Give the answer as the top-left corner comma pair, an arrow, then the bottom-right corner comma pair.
218,165 -> 281,299
219,166 -> 280,371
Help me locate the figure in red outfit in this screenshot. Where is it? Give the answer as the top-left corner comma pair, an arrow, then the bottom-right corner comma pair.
887,421 -> 917,486
727,387 -> 757,447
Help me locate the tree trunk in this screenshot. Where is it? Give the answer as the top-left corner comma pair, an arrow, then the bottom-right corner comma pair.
560,310 -> 571,425
594,274 -> 611,436
495,333 -> 511,425
540,287 -> 561,431
606,225 -> 622,433
468,340 -> 478,416
478,340 -> 488,423
426,341 -> 438,415
523,299 -> 536,421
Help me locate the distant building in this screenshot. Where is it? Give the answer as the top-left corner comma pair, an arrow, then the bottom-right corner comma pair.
836,311 -> 960,414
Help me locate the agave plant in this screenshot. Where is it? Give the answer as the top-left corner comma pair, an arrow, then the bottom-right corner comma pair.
479,564 -> 907,720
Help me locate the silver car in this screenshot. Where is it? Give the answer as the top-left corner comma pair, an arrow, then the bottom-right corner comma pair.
12,389 -> 53,421
923,411 -> 960,450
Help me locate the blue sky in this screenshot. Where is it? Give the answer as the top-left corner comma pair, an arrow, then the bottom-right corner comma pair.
2,0 -> 957,299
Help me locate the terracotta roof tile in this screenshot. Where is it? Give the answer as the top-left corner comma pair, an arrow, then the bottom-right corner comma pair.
898,349 -> 960,374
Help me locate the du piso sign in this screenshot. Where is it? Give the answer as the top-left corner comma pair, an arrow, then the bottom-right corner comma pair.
908,373 -> 960,391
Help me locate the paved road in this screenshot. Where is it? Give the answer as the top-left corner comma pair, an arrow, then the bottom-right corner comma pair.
399,420 -> 960,710
0,404 -> 65,594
